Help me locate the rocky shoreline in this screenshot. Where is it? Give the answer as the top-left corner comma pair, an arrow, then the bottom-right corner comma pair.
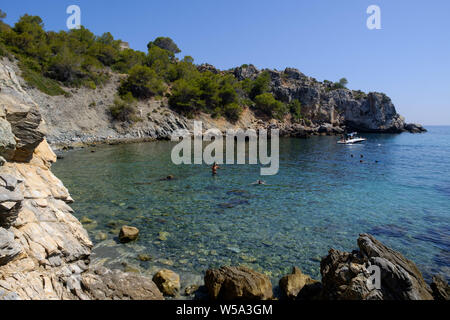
2,59 -> 445,301
2,58 -> 426,152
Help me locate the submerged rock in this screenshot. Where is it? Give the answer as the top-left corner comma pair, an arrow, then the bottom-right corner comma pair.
204,266 -> 273,301
184,284 -> 200,296
279,266 -> 321,300
152,269 -> 181,297
119,226 -> 139,243
320,233 -> 434,300
137,253 -> 151,262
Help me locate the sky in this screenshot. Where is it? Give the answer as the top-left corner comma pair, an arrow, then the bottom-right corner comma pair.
1,0 -> 449,125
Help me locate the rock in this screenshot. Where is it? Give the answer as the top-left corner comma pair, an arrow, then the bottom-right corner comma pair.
80,216 -> 94,224
320,234 -> 434,300
158,231 -> 169,241
0,156 -> 6,166
197,63 -> 219,74
233,64 -> 260,81
94,232 -> 108,241
204,266 -> 273,301
184,284 -> 200,296
152,269 -> 181,297
0,174 -> 18,191
0,63 -> 46,162
0,118 -> 16,161
430,275 -> 449,300
119,225 -> 139,243
138,253 -> 151,262
82,266 -> 164,300
0,180 -> 23,228
279,267 -> 321,300
405,123 -> 427,133
0,227 -> 22,265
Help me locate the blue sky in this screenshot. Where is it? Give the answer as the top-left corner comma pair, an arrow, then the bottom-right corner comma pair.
2,0 -> 449,125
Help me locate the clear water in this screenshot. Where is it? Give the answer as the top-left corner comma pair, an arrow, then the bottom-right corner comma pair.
52,127 -> 450,286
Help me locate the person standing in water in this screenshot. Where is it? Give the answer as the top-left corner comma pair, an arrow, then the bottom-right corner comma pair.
212,162 -> 220,175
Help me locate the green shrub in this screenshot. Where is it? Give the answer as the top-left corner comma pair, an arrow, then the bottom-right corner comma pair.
119,65 -> 166,99
254,93 -> 286,119
353,90 -> 367,100
249,71 -> 271,100
223,103 -> 243,122
147,37 -> 180,54
289,99 -> 302,122
109,95 -> 138,122
19,59 -> 65,96
168,78 -> 203,115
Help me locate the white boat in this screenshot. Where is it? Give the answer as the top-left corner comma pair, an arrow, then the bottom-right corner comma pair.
337,132 -> 367,144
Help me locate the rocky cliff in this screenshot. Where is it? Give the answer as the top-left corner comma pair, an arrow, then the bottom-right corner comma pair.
2,58 -> 425,150
0,61 -> 163,300
233,64 -> 426,134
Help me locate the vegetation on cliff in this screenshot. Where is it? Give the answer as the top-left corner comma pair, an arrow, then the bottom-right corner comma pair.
0,11 -> 306,123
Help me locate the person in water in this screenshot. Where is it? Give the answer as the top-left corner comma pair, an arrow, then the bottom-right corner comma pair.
212,162 -> 220,175
252,180 -> 266,185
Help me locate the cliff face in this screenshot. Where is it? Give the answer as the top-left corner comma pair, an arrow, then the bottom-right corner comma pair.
2,58 -> 424,150
0,61 -> 163,300
233,65 -> 425,133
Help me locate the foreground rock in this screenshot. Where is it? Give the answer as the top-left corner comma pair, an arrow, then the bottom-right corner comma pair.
430,275 -> 450,300
119,225 -> 139,243
320,233 -> 434,300
81,266 -> 164,300
279,267 -> 321,300
152,269 -> 180,297
0,60 -> 163,300
0,62 -> 46,162
205,266 -> 273,301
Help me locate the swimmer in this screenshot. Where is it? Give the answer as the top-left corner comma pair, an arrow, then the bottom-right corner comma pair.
212,162 -> 220,175
252,180 -> 267,185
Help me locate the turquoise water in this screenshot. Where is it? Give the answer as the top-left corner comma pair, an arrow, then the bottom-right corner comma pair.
53,127 -> 450,284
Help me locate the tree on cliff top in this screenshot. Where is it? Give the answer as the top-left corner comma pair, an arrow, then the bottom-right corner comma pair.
334,77 -> 348,89
147,37 -> 181,54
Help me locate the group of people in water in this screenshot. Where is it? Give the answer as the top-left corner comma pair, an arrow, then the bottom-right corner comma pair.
211,162 -> 266,185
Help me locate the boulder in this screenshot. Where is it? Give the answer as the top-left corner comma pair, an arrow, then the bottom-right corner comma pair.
119,225 -> 139,243
197,63 -> 219,74
0,179 -> 23,228
0,227 -> 22,265
152,269 -> 181,297
430,275 -> 449,300
279,267 -> 321,300
0,63 -> 46,162
0,118 -> 16,161
204,266 -> 273,301
405,123 -> 427,133
82,266 -> 164,300
320,234 -> 434,300
233,64 -> 260,81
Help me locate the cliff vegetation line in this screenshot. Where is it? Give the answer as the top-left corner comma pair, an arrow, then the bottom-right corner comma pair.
0,10 -> 352,125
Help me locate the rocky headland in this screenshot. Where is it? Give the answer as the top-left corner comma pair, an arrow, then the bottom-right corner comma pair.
1,59 -> 443,301
1,58 -> 425,151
